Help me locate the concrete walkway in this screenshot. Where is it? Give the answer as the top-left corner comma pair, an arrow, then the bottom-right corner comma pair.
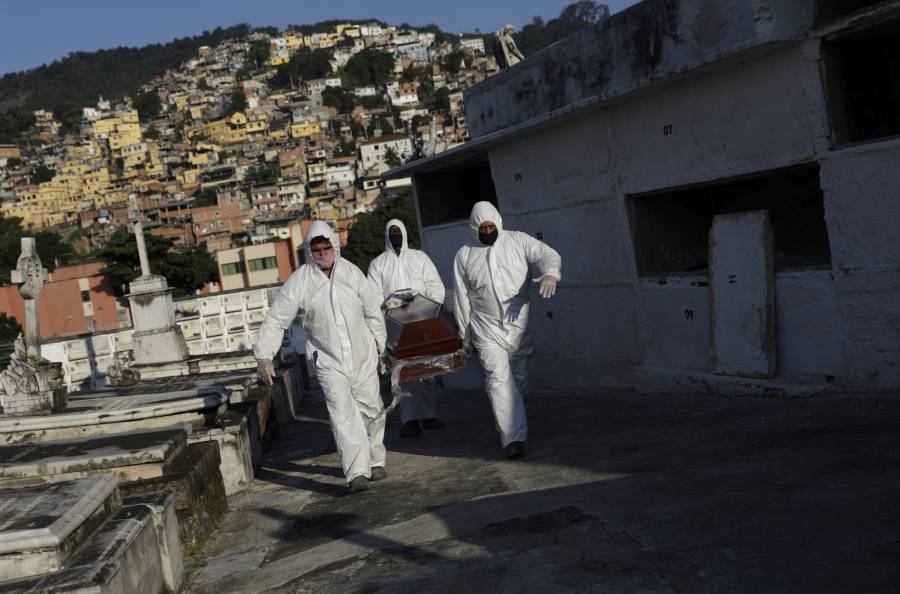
184,386 -> 900,593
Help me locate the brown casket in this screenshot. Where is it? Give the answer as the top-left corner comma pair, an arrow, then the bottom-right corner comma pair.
384,293 -> 465,382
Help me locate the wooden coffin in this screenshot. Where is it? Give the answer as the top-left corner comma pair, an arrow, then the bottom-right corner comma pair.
385,294 -> 463,382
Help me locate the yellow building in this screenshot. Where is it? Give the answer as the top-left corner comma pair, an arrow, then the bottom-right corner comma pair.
283,32 -> 305,51
269,53 -> 289,66
269,128 -> 289,142
192,112 -> 249,145
291,120 -> 321,139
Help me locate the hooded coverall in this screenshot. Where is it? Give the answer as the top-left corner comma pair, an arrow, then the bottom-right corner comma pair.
452,202 -> 562,447
254,221 -> 387,482
367,218 -> 446,424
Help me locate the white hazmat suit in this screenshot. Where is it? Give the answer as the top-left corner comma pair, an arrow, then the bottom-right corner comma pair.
452,202 -> 562,447
367,219 -> 445,424
254,221 -> 387,483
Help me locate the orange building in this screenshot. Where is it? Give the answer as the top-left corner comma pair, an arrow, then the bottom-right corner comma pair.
0,262 -> 129,339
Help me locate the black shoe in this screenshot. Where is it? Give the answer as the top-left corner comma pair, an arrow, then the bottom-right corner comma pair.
349,476 -> 369,493
505,441 -> 526,459
422,418 -> 446,431
400,421 -> 424,438
370,466 -> 388,482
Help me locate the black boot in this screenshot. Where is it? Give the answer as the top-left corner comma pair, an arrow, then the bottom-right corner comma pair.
400,421 -> 424,438
422,418 -> 446,430
504,441 -> 526,459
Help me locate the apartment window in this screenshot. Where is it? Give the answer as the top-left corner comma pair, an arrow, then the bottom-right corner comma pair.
627,164 -> 832,276
221,262 -> 244,276
415,155 -> 498,227
823,17 -> 900,145
247,256 -> 278,272
80,290 -> 90,302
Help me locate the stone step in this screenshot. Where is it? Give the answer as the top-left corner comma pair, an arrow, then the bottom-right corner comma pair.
188,410 -> 254,496
0,475 -> 120,582
0,492 -> 183,593
122,441 -> 228,555
0,425 -> 191,486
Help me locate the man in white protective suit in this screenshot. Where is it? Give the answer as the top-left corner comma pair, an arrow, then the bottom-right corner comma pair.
368,219 -> 447,439
254,221 -> 388,493
452,201 -> 562,459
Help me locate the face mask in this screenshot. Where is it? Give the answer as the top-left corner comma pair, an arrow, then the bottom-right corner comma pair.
479,228 -> 499,246
312,248 -> 336,270
389,234 -> 403,250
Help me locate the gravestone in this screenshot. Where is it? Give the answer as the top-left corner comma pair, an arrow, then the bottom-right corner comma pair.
0,238 -> 67,415
126,196 -> 189,375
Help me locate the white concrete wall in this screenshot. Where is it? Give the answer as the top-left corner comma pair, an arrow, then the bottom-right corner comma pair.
414,41 -> 900,393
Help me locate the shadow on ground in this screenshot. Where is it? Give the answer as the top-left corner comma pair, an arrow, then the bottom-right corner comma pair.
188,387 -> 900,593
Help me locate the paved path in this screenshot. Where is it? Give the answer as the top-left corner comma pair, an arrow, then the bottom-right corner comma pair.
185,387 -> 900,593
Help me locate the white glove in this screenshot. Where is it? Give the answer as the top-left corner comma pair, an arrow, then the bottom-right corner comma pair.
533,275 -> 558,299
257,359 -> 274,385
379,352 -> 392,375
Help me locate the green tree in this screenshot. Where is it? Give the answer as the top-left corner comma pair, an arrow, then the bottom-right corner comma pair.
322,86 -> 356,114
245,162 -> 280,184
96,226 -> 216,296
334,137 -> 357,157
248,40 -> 271,70
0,107 -> 34,144
272,48 -> 333,87
434,86 -> 451,110
0,25 -> 251,120
359,95 -> 384,109
227,90 -> 248,115
0,215 -> 71,283
32,164 -> 56,183
52,104 -> 83,134
343,49 -> 395,87
198,78 -> 212,91
342,192 -> 420,269
441,50 -> 466,75
366,117 -> 394,137
33,230 -> 74,269
192,187 -> 218,207
133,91 -> 162,122
384,147 -> 401,168
143,125 -> 160,140
0,312 -> 22,343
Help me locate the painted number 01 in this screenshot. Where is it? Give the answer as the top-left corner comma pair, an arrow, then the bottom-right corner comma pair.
663,124 -> 673,137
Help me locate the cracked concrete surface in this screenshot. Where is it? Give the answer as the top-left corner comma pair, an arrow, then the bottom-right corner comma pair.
185,387 -> 900,593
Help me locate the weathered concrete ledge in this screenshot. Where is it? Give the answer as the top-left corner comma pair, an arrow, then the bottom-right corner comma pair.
0,388 -> 228,438
123,441 -> 228,556
0,492 -> 182,594
188,411 -> 254,496
0,425 -> 191,485
0,475 -> 121,581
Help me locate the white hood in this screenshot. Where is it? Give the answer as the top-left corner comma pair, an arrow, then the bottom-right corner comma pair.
468,201 -> 503,243
383,218 -> 409,252
304,220 -> 340,267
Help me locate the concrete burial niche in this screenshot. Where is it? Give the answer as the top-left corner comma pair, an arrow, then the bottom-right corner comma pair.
709,210 -> 776,378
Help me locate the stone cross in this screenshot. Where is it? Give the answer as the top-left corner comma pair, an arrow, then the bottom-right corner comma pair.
10,238 -> 48,359
128,195 -> 152,277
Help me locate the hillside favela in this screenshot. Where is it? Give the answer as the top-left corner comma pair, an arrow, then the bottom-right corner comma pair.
1,0 -> 900,592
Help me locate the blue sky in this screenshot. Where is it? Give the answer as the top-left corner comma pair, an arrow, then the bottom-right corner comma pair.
0,0 -> 641,75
